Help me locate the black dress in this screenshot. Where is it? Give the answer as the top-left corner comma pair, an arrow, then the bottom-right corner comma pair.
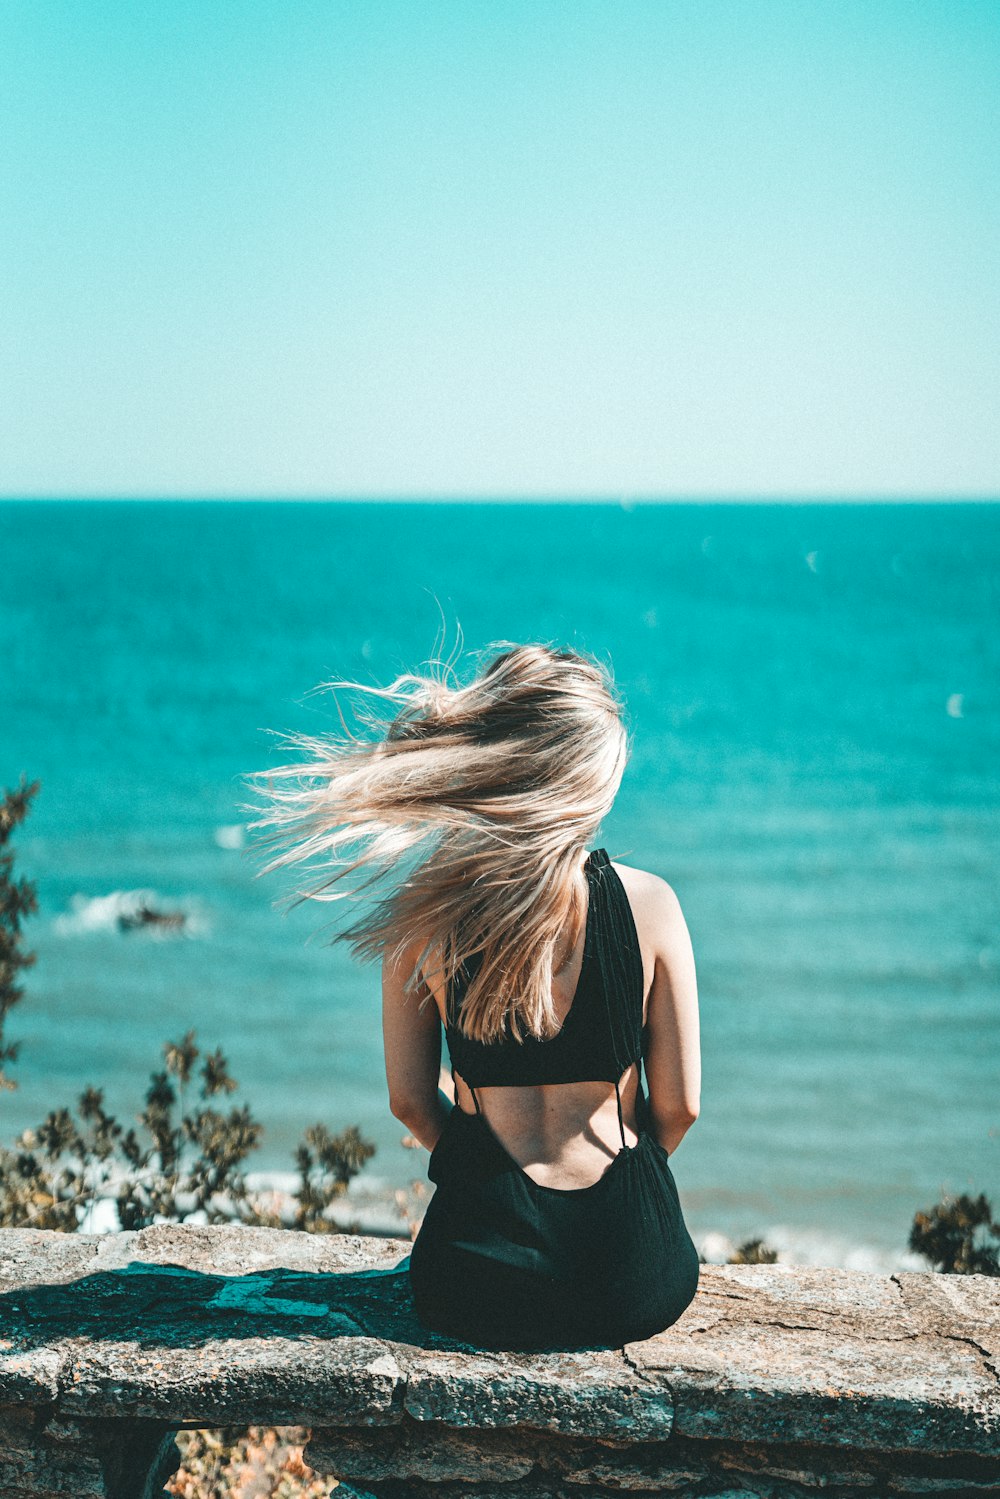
408,848 -> 700,1351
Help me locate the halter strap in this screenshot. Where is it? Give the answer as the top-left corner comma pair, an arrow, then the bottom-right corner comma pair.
449,848 -> 643,1154
453,1061 -> 482,1115
591,851 -> 644,1152
614,1076 -> 627,1150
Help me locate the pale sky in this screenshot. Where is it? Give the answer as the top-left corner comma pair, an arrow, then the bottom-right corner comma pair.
1,1 -> 997,498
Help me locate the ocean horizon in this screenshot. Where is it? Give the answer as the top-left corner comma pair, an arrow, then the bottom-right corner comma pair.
3,498 -> 998,1271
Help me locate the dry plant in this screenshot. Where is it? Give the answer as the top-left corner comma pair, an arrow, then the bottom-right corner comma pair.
168,1426 -> 337,1499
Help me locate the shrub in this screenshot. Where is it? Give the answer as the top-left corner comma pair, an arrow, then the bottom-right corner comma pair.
0,779 -> 375,1234
729,1236 -> 779,1264
909,1192 -> 1000,1275
0,1027 -> 377,1236
0,777 -> 39,1094
168,1426 -> 334,1499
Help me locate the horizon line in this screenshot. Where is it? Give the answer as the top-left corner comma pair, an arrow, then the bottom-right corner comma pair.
2,493 -> 998,505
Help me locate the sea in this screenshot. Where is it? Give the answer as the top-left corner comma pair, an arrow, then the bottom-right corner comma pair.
2,498 -> 998,1271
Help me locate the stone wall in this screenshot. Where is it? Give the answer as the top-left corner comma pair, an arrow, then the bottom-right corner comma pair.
0,1225 -> 997,1498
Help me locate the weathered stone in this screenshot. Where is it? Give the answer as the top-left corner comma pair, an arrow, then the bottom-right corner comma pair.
0,1402 -> 178,1499
625,1262 -> 1000,1456
680,1261 -> 911,1331
886,1480 -> 1000,1495
0,1403 -> 106,1498
309,1486 -> 759,1499
305,1421 -> 1000,1496
0,1230 -> 101,1290
0,1227 -> 997,1498
893,1270 -> 1000,1375
309,1423 -> 706,1491
0,1346 -> 64,1406
93,1222 -> 410,1278
308,1423 -> 537,1483
61,1333 -> 404,1426
402,1346 -> 673,1439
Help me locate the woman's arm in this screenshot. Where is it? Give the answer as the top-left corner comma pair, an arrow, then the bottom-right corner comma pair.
639,875 -> 701,1156
382,939 -> 453,1152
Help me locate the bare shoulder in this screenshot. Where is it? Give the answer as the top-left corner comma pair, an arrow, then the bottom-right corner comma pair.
610,861 -> 699,1049
383,933 -> 449,1026
608,860 -> 691,976
382,933 -> 438,1003
608,860 -> 686,930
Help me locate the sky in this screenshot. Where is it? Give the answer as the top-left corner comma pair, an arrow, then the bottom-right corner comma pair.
0,1 -> 997,499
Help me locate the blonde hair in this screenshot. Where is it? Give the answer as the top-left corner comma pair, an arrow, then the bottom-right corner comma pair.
244,642 -> 629,1044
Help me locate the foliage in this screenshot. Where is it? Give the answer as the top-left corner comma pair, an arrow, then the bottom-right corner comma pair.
909,1191 -> 1000,1276
291,1122 -> 376,1233
0,777 -> 39,1093
0,778 -> 375,1234
0,1029 -> 257,1230
0,1027 -> 376,1233
729,1236 -> 779,1265
168,1426 -> 334,1499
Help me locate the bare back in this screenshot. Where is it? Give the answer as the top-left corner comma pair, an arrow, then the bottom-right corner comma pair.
419,858 -> 700,1189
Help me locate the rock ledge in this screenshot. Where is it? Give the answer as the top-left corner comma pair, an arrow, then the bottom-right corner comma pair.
0,1225 -> 997,1497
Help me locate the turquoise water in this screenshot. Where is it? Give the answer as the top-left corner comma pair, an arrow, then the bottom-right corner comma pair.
2,499 -> 998,1267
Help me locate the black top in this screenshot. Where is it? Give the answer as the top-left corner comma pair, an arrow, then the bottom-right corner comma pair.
444,848 -> 645,1088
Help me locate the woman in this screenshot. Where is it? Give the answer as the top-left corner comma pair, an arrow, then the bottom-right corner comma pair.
251,642 -> 701,1350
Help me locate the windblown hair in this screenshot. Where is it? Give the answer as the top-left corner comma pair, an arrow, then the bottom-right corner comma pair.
244,643 -> 629,1044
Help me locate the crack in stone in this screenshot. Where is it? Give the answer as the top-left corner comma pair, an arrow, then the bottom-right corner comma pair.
372,1360 -> 408,1430
754,1318 -> 919,1337
890,1274 -> 1000,1387
689,1314 -> 923,1342
51,1347 -> 71,1414
943,1334 -> 1000,1387
620,1343 -> 676,1414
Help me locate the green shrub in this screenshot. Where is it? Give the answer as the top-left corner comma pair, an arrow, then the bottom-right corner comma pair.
0,779 -> 374,1234
0,776 -> 39,1094
909,1192 -> 1000,1275
729,1236 -> 778,1264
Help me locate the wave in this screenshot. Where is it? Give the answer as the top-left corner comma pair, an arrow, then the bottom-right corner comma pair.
213,823 -> 246,850
697,1224 -> 925,1274
53,889 -> 209,939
